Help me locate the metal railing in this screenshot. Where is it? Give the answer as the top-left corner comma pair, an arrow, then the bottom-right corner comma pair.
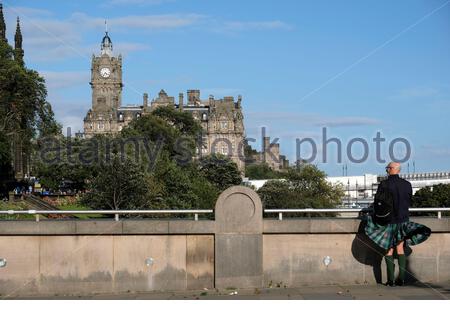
265,208 -> 450,220
0,209 -> 214,222
1,208 -> 449,221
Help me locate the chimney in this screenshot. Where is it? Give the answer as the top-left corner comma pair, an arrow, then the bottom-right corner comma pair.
143,93 -> 148,108
179,93 -> 184,111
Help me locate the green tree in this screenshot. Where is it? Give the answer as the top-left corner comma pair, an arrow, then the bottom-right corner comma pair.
152,158 -> 219,209
0,41 -> 60,140
0,133 -> 13,197
1,39 -> 61,188
245,163 -> 283,179
121,113 -> 192,164
198,154 -> 242,192
413,184 -> 450,208
36,102 -> 62,138
81,156 -> 151,210
256,180 -> 293,209
152,106 -> 202,137
33,135 -> 101,191
257,165 -> 344,213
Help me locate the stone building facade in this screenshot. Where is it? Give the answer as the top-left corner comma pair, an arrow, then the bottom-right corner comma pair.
262,137 -> 289,171
83,30 -> 245,171
249,137 -> 289,171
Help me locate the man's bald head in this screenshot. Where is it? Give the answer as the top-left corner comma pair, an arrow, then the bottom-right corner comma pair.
386,162 -> 401,175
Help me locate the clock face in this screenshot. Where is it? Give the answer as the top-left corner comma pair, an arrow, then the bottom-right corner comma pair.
100,67 -> 111,78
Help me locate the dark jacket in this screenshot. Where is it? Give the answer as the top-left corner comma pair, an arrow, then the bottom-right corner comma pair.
377,174 -> 412,224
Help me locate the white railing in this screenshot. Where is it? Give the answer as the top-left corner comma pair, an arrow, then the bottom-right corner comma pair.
265,208 -> 450,220
1,208 -> 449,221
0,209 -> 213,222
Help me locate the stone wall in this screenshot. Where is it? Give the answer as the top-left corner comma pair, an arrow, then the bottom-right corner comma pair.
0,235 -> 214,296
0,187 -> 449,297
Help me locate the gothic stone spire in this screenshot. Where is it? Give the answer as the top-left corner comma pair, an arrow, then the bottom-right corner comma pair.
15,16 -> 22,48
14,16 -> 24,65
0,3 -> 6,42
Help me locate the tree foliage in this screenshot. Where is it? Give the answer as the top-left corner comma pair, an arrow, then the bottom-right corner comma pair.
151,158 -> 219,209
0,133 -> 14,197
245,163 -> 283,179
33,136 -> 99,191
413,184 -> 450,208
32,98 -> 242,210
34,109 -> 226,210
121,111 -> 195,165
198,154 -> 242,192
81,156 -> 151,210
257,165 -> 344,212
152,106 -> 202,137
0,41 -> 60,140
0,39 -> 61,188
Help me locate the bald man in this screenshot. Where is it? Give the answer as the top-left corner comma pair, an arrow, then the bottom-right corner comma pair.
378,162 -> 412,285
383,162 -> 413,227
366,162 -> 430,286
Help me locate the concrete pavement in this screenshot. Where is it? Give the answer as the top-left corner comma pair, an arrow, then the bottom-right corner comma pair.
4,282 -> 450,300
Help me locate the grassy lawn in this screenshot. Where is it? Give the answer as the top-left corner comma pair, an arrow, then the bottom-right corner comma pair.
0,201 -> 36,220
57,203 -> 107,220
0,200 -> 107,220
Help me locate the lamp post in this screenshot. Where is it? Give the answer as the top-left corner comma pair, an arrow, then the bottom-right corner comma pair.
347,179 -> 350,208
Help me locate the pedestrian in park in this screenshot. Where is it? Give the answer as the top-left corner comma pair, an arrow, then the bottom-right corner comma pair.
365,162 -> 431,287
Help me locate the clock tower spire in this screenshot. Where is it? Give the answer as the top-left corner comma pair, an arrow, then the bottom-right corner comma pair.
84,26 -> 123,137
101,20 -> 113,56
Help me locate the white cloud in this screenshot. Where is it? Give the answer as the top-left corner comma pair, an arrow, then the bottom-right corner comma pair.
4,10 -> 160,62
46,100 -> 90,134
3,5 -> 291,63
391,86 -> 440,100
421,145 -> 450,157
59,115 -> 85,135
40,71 -> 90,90
4,6 -> 52,17
71,12 -> 206,30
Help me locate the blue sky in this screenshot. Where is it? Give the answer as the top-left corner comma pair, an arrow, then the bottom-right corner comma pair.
2,0 -> 449,176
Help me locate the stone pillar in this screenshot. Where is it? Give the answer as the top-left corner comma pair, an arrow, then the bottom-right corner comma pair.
214,186 -> 263,289
143,93 -> 148,109
179,93 -> 184,111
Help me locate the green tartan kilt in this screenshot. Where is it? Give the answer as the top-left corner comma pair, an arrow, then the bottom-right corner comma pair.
364,215 -> 431,250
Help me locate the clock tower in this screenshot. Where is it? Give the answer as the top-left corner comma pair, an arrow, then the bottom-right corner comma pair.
84,25 -> 123,137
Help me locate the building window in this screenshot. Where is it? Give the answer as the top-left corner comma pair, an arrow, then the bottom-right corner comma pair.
220,122 -> 228,130
119,113 -> 124,122
222,146 -> 229,155
202,113 -> 207,121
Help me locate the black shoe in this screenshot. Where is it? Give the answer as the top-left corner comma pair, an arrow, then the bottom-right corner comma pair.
395,279 -> 405,286
385,281 -> 395,287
